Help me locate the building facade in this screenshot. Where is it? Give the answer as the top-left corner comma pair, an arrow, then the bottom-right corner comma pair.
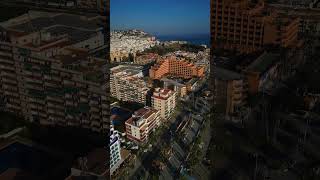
110,125 -> 122,175
213,67 -> 247,118
0,11 -> 108,132
151,88 -> 177,120
110,65 -> 149,104
211,0 -> 301,54
125,107 -> 160,143
149,56 -> 205,79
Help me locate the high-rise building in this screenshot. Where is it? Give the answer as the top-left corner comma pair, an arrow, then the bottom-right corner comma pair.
213,67 -> 247,117
125,107 -> 161,143
149,56 -> 205,79
0,11 -> 108,132
110,65 -> 150,104
211,0 -> 301,54
151,88 -> 177,120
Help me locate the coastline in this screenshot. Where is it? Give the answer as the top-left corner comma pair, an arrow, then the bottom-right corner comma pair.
156,34 -> 210,47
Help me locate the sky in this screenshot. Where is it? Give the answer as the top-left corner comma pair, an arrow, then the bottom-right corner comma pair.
110,0 -> 210,36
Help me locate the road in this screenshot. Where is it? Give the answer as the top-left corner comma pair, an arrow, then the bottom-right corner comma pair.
128,110 -> 188,180
128,80 -> 209,179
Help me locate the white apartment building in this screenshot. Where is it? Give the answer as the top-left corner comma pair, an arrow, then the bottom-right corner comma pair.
110,125 -> 122,175
110,65 -> 149,104
152,88 -> 177,120
125,107 -> 160,143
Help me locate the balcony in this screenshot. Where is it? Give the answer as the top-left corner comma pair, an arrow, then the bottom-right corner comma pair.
0,64 -> 15,71
90,114 -> 100,120
0,56 -> 13,64
2,85 -> 18,91
40,119 -> 53,125
233,96 -> 242,104
91,121 -> 101,127
91,107 -> 100,113
44,81 -> 59,88
4,91 -> 19,98
89,100 -> 99,106
1,71 -> 16,78
63,80 -> 75,86
6,103 -> 20,110
25,84 -> 42,91
233,93 -> 242,100
51,76 -> 61,82
102,103 -> 109,109
80,97 -> 88,102
102,117 -> 109,123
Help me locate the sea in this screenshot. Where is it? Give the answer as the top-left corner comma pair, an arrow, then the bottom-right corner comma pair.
157,34 -> 210,47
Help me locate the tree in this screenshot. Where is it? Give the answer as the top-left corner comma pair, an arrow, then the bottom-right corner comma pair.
128,53 -> 134,62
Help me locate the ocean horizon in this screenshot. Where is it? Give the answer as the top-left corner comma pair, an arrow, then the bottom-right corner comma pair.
156,34 -> 210,47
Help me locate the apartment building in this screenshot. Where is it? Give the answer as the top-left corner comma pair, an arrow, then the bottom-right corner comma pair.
0,11 -> 108,132
211,0 -> 301,54
110,65 -> 149,104
149,56 -> 205,79
213,67 -> 247,118
110,125 -> 122,175
98,0 -> 108,14
245,52 -> 281,94
125,107 -> 161,143
151,88 -> 177,120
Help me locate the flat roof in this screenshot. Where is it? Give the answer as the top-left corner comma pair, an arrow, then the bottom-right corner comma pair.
245,52 -> 280,73
213,67 -> 243,81
9,13 -> 100,33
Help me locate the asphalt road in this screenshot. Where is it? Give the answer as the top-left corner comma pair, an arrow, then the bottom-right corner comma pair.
128,80 -> 209,179
128,110 -> 188,180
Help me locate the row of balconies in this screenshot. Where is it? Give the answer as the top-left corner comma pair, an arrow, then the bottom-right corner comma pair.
2,84 -> 18,91
0,63 -> 15,71
6,103 -> 21,111
1,80 -> 18,88
1,71 -> 16,79
4,91 -> 19,98
0,57 -> 13,65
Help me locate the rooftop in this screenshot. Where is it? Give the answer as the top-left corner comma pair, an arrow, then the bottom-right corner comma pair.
213,67 -> 243,81
245,52 -> 280,73
110,65 -> 143,76
8,13 -> 101,33
153,88 -> 175,100
126,107 -> 158,127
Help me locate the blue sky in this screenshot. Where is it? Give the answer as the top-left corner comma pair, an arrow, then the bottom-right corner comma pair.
110,0 -> 210,36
